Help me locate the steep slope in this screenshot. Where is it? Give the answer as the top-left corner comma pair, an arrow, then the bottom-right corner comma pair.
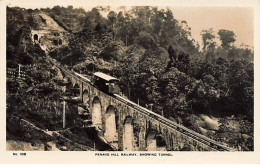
32,11 -> 65,32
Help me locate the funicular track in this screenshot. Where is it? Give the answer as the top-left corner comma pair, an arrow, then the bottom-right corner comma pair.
49,57 -> 232,151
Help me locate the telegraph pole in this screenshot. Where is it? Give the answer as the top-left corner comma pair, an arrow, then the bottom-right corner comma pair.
127,81 -> 131,100
191,104 -> 194,125
63,100 -> 66,128
18,64 -> 21,78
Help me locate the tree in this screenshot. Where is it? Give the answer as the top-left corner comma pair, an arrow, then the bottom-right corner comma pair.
160,67 -> 191,120
175,51 -> 191,74
135,31 -> 157,49
115,11 -> 132,46
166,45 -> 177,71
218,29 -> 236,48
215,116 -> 253,151
201,28 -> 216,51
139,47 -> 169,75
107,11 -> 117,40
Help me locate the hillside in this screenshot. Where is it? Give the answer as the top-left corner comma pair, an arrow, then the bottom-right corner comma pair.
6,6 -> 254,151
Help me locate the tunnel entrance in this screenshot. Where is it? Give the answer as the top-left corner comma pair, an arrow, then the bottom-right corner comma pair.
33,34 -> 38,41
92,97 -> 102,130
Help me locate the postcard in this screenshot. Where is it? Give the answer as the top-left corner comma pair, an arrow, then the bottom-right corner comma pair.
1,0 -> 260,164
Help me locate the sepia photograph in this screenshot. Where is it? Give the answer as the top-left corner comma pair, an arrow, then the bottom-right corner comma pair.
1,0 -> 260,164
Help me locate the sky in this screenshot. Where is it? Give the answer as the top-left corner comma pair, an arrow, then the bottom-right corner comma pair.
169,7 -> 254,49
7,3 -> 254,49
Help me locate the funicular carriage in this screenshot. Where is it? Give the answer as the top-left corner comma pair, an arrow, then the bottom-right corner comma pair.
93,72 -> 120,94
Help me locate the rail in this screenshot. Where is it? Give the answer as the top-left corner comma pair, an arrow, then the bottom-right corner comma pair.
48,57 -> 232,151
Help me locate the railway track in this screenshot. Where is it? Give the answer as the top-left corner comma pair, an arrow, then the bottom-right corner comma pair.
49,57 -> 232,151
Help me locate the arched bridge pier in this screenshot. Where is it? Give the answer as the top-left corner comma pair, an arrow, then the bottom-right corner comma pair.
53,60 -> 231,152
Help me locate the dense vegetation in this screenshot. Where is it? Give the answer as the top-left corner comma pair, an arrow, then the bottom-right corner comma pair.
6,7 -> 77,132
7,6 -> 254,151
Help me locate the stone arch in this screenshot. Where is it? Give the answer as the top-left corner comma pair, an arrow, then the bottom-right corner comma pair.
123,115 -> 134,151
145,121 -> 157,151
33,34 -> 38,41
53,39 -> 58,46
104,105 -> 119,145
92,96 -> 102,130
82,89 -> 89,107
65,77 -> 73,87
64,77 -> 73,96
73,83 -> 80,97
145,122 -> 167,151
180,144 -> 192,151
169,133 -> 174,150
58,39 -> 62,45
155,134 -> 167,151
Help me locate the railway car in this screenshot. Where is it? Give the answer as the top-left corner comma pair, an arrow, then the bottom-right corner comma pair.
93,72 -> 120,94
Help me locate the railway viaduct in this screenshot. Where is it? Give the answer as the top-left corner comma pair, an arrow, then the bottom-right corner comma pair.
56,63 -> 228,151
